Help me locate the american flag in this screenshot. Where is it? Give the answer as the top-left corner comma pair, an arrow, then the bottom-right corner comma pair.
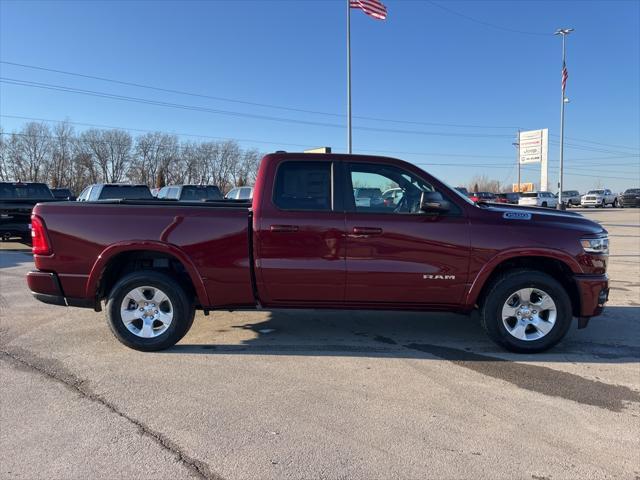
562,61 -> 568,93
350,0 -> 388,20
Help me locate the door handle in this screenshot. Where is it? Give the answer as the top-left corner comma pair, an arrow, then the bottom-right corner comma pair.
270,224 -> 299,233
352,226 -> 383,236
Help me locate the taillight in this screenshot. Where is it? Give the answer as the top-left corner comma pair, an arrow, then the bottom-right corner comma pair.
31,215 -> 52,255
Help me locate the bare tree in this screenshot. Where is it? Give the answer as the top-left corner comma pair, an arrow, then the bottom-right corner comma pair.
7,122 -> 52,182
130,132 -> 179,187
467,174 -> 502,193
80,129 -> 132,183
232,149 -> 261,187
49,122 -> 75,188
0,127 -> 8,181
1,121 -> 262,194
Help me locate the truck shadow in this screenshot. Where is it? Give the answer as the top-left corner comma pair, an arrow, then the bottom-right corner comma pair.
170,306 -> 640,411
171,305 -> 640,365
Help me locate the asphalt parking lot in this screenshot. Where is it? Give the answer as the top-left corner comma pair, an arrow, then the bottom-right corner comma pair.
1,208 -> 639,480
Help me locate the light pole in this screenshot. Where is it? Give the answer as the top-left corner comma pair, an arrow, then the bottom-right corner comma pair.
555,27 -> 573,210
513,129 -> 520,192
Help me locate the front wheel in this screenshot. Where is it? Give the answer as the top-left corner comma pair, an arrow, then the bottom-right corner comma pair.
613,198 -> 618,208
106,271 -> 195,351
541,202 -> 548,208
480,270 -> 572,353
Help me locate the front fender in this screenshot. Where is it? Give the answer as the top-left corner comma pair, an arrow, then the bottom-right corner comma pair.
464,248 -> 582,308
85,240 -> 210,307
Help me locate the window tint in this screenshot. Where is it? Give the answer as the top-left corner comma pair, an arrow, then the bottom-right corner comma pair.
180,186 -> 222,201
51,188 -> 72,199
273,161 -> 332,211
0,183 -> 53,200
99,185 -> 153,200
347,163 -> 458,215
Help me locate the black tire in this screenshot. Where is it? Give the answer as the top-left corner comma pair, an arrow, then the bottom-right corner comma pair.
541,202 -> 548,208
480,269 -> 573,353
106,271 -> 195,351
613,198 -> 618,208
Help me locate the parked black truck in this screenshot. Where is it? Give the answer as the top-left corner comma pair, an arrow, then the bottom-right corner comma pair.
0,182 -> 56,242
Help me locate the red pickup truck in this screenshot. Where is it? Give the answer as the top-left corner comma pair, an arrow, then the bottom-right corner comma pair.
27,153 -> 609,353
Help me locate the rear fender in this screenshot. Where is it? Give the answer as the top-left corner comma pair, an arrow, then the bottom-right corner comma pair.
86,240 -> 210,306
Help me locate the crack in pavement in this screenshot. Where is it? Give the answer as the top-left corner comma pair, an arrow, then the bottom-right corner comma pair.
0,348 -> 225,480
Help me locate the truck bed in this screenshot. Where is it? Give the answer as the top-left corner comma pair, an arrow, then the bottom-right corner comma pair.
32,200 -> 256,308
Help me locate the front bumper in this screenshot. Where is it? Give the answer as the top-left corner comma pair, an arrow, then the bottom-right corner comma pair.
580,199 -> 603,206
574,274 -> 609,318
27,271 -> 94,308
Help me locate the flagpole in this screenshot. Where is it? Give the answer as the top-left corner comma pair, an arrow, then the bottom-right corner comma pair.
555,27 -> 573,210
347,0 -> 352,154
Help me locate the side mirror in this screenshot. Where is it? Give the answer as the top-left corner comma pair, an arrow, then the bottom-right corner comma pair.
420,191 -> 450,214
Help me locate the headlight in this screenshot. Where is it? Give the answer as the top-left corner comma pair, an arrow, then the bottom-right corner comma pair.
580,236 -> 609,254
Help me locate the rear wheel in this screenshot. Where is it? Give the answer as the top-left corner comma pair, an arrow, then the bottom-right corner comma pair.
480,270 -> 572,353
106,271 -> 195,351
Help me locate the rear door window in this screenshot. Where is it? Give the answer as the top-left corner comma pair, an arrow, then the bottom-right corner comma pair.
273,161 -> 332,211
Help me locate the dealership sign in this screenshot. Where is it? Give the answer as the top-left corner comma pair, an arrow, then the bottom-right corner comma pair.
519,129 -> 549,192
519,129 -> 548,164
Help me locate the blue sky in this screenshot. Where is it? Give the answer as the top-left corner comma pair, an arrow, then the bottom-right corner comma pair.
1,0 -> 639,192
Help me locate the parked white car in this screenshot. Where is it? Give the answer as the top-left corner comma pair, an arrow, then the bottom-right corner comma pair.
580,189 -> 618,208
225,186 -> 253,200
518,191 -> 558,208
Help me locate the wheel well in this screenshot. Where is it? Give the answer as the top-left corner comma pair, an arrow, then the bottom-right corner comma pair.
477,256 -> 580,316
97,251 -> 198,306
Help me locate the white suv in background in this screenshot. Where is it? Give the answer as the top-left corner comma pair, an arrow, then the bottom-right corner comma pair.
518,191 -> 558,208
580,189 -> 618,208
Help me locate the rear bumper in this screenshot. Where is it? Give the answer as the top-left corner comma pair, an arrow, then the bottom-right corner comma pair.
574,274 -> 609,318
27,271 -> 95,309
0,221 -> 30,238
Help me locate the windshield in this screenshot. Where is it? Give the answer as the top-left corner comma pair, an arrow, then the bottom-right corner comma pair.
624,188 -> 640,194
587,190 -> 604,194
0,183 -> 54,200
521,192 -> 538,198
